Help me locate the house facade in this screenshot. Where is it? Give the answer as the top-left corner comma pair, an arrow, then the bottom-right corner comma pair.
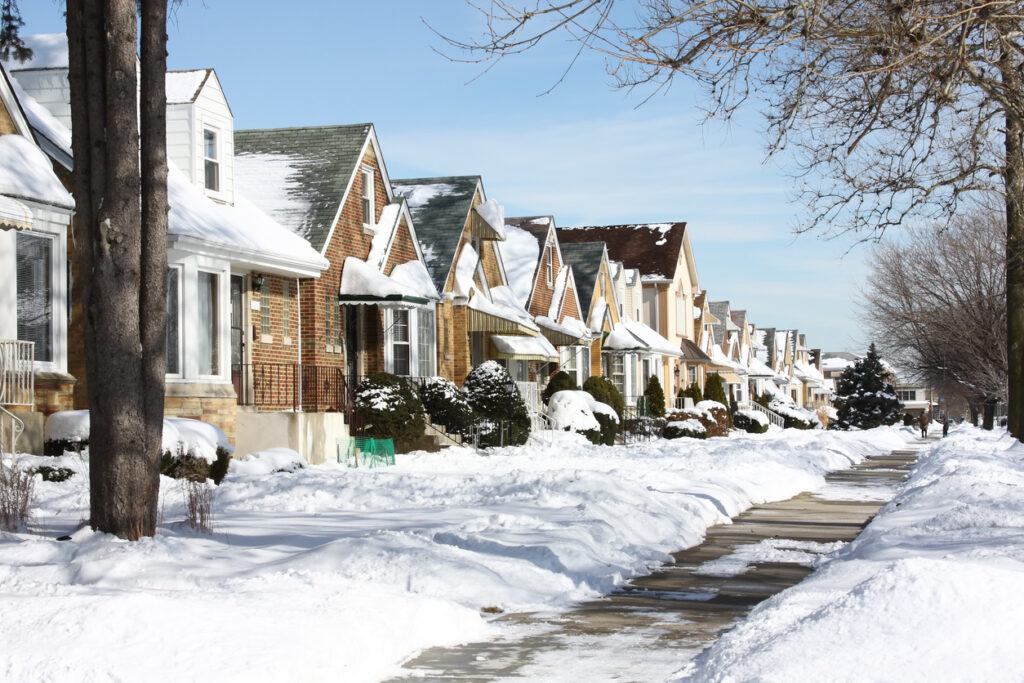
0,64 -> 75,453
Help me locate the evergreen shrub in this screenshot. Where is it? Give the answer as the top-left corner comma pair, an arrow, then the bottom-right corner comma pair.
418,376 -> 474,436
733,410 -> 770,434
542,371 -> 577,405
703,374 -> 729,406
354,373 -> 426,442
583,376 -> 625,418
663,418 -> 707,439
833,344 -> 903,430
643,375 -> 666,417
464,361 -> 530,447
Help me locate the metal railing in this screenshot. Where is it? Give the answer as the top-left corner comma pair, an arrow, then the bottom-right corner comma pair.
0,340 -> 34,407
516,381 -> 541,414
748,400 -> 786,428
232,363 -> 351,414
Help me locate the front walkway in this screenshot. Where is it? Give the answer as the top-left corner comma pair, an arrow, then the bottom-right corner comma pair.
390,439 -> 927,681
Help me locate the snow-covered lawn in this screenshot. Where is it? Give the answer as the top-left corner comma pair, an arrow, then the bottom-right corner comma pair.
675,426 -> 1024,682
1,428 -> 908,681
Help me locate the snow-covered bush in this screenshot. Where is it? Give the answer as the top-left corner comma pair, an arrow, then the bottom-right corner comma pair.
418,376 -> 473,436
663,418 -> 707,439
463,361 -> 530,447
733,409 -> 769,434
833,344 -> 902,430
354,373 -> 426,443
547,390 -> 619,445
541,370 -> 577,405
231,448 -> 306,476
768,397 -> 818,430
43,410 -> 90,456
583,376 -> 625,418
666,400 -> 730,438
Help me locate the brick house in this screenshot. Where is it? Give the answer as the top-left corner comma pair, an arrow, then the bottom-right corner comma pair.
0,63 -> 75,453
557,223 -> 700,399
391,176 -> 545,400
5,38 -> 328,450
501,216 -> 591,388
235,124 -> 440,449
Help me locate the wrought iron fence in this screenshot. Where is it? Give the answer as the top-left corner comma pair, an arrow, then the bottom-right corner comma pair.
232,363 -> 350,414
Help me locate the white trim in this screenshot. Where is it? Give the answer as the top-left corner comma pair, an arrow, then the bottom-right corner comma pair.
165,264 -> 184,378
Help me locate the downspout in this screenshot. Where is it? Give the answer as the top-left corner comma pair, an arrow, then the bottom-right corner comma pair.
296,278 -> 302,412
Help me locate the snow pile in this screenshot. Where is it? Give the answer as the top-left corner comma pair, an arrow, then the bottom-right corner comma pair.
676,427 -> 1024,681
736,408 -> 769,427
474,199 -> 505,240
546,390 -> 618,433
666,418 -> 706,436
496,223 -> 541,306
232,448 -> 306,476
2,427 -> 909,681
694,539 -> 843,577
44,411 -> 232,463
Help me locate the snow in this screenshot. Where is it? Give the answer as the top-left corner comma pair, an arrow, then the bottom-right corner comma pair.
0,427 -> 912,681
7,76 -> 72,157
233,152 -> 316,241
392,182 -> 457,208
453,243 -> 478,298
675,426 -> 1024,681
165,69 -> 208,104
736,408 -> 770,426
0,134 -> 74,209
232,448 -> 306,476
495,223 -> 541,307
44,410 -> 231,464
694,539 -> 844,577
474,198 -> 505,240
546,390 -> 618,433
619,316 -> 683,358
339,257 -> 435,302
168,165 -> 327,270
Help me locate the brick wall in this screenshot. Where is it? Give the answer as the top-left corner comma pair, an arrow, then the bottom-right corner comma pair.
33,373 -> 75,415
250,275 -> 301,367
451,305 -> 470,385
164,386 -> 236,445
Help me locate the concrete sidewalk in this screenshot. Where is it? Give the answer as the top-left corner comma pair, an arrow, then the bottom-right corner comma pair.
391,440 -> 926,682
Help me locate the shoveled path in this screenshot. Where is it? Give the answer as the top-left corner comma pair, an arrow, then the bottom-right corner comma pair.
391,441 -> 926,682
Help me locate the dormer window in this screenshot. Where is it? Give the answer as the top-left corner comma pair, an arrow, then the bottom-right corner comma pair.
204,129 -> 219,192
361,166 -> 374,226
545,243 -> 554,286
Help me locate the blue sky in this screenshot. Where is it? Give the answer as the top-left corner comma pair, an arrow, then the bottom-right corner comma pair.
21,0 -> 871,352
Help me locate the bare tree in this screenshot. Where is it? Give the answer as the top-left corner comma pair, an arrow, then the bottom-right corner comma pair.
864,208 -> 1006,426
66,0 -> 169,539
439,0 -> 1024,440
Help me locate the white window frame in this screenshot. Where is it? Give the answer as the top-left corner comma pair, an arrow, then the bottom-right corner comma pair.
361,165 -> 375,227
165,265 -> 183,378
196,269 -> 222,379
10,220 -> 67,374
203,128 -> 220,193
168,256 -> 230,383
545,242 -> 554,286
385,306 -> 436,378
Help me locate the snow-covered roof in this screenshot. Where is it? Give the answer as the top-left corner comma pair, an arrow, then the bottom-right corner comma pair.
166,69 -> 211,104
1,34 -> 68,71
474,198 -> 505,240
168,164 -> 327,277
535,315 -> 591,344
338,257 -> 435,307
490,334 -> 557,362
618,317 -> 683,358
0,134 -> 73,209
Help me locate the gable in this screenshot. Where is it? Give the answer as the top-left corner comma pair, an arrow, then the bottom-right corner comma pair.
557,222 -> 688,282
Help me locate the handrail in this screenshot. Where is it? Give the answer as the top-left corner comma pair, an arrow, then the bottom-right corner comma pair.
0,340 -> 34,407
748,401 -> 785,428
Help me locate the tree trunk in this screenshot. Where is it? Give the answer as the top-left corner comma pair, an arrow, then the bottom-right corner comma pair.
1002,57 -> 1024,441
67,0 -> 166,539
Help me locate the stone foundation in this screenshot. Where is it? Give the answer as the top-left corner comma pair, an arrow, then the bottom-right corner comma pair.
33,371 -> 76,416
164,382 -> 237,446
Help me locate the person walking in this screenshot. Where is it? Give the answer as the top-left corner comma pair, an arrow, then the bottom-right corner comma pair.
918,412 -> 930,438
943,415 -> 949,437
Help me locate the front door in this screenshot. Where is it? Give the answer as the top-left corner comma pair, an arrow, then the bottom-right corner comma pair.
230,275 -> 246,401
344,305 -> 359,382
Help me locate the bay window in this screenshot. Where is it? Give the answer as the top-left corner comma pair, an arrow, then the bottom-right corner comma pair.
16,232 -> 53,362
198,271 -> 219,376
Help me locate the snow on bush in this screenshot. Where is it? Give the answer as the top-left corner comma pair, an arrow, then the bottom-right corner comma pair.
463,361 -> 530,447
354,373 -> 425,443
663,419 -> 707,439
674,427 -> 1024,681
418,376 -> 473,436
666,400 -> 729,438
43,411 -> 232,463
733,408 -> 769,434
546,390 -> 618,446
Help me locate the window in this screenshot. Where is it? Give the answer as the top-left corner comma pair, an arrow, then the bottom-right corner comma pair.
361,166 -> 374,225
283,281 -> 292,339
610,355 -> 625,395
198,271 -> 219,375
581,347 -> 590,380
166,268 -> 181,374
676,290 -> 687,335
203,129 -> 219,192
259,279 -> 271,336
17,232 -> 53,362
391,309 -> 410,376
897,389 -> 918,402
417,309 -> 434,377
545,243 -> 554,286
688,366 -> 697,385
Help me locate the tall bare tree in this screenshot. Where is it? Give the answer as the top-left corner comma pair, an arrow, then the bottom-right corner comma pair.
864,209 -> 1006,426
66,0 -> 169,539
441,0 -> 1024,440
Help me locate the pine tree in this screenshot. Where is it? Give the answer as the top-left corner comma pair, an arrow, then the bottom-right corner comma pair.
703,374 -> 728,406
834,344 -> 903,430
643,374 -> 665,417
